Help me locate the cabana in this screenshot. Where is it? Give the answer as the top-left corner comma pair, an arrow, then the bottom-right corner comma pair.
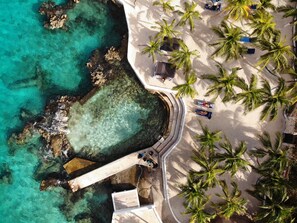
160,36 -> 181,52
153,62 -> 176,82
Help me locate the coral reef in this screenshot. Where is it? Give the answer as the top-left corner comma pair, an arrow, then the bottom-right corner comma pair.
86,37 -> 127,88
39,0 -> 79,30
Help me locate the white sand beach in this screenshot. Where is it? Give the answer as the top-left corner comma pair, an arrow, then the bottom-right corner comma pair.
118,0 -> 293,221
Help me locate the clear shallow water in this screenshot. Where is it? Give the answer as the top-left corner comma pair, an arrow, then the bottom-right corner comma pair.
0,0 -> 128,222
68,72 -> 167,159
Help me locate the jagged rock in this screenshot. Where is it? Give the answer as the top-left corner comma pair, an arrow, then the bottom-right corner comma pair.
40,178 -> 67,190
63,157 -> 96,175
50,135 -> 63,157
104,47 -> 122,64
39,0 -> 75,30
8,124 -> 34,145
45,14 -> 67,30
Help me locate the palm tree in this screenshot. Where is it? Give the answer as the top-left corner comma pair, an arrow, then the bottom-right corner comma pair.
172,72 -> 197,98
254,188 -> 295,223
248,10 -> 277,41
211,21 -> 244,61
141,38 -> 161,62
201,63 -> 243,102
169,41 -> 199,74
224,0 -> 254,21
286,68 -> 297,105
180,177 -> 208,208
250,131 -> 290,174
195,122 -> 222,155
153,0 -> 175,13
234,74 -> 264,112
213,181 -> 248,219
278,3 -> 297,25
257,34 -> 296,72
257,0 -> 276,11
191,151 -> 224,188
153,19 -> 180,41
185,203 -> 217,223
177,2 -> 202,32
260,78 -> 291,121
215,139 -> 250,176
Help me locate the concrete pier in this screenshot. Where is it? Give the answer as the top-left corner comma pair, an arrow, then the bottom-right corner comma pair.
68,148 -> 158,192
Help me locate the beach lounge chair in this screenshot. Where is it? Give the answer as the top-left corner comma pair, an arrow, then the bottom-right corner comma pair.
195,99 -> 215,109
240,37 -> 257,43
241,48 -> 255,55
246,48 -> 255,54
205,3 -> 221,11
153,62 -> 176,81
195,109 -> 212,119
250,4 -> 257,9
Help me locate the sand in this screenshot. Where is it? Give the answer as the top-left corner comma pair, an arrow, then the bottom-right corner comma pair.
117,0 -> 293,221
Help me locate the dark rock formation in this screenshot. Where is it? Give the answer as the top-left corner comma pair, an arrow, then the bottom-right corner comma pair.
0,163 -> 13,184
86,38 -> 127,88
39,0 -> 78,30
40,177 -> 69,190
35,96 -> 76,158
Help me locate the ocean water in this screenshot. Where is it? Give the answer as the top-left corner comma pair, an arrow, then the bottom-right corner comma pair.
0,0 -> 162,222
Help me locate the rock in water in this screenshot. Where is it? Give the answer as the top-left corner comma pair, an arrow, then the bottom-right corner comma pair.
0,163 -> 13,184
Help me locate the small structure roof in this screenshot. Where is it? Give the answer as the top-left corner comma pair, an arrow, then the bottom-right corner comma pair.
112,189 -> 140,211
112,205 -> 162,223
154,62 -> 176,79
111,189 -> 162,223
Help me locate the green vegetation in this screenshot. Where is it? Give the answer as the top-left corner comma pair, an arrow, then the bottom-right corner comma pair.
215,140 -> 250,176
214,181 -> 248,219
211,21 -> 244,61
257,34 -> 295,72
169,41 -> 199,73
141,38 -> 161,62
177,2 -> 202,32
224,0 -> 254,20
234,74 -> 263,112
153,0 -> 175,13
202,63 -> 242,102
148,0 -> 297,222
248,10 -> 277,41
172,72 -> 197,98
260,78 -> 291,121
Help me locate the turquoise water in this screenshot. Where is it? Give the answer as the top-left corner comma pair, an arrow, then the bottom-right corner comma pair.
0,0 -> 128,222
68,71 -> 167,159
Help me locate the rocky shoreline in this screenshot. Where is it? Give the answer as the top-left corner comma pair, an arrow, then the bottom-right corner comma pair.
8,37 -> 130,191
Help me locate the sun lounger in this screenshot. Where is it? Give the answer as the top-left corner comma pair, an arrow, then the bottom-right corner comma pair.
239,37 -> 256,43
195,109 -> 212,119
205,3 -> 221,11
250,4 -> 257,9
241,48 -> 255,55
195,99 -> 215,109
246,48 -> 255,54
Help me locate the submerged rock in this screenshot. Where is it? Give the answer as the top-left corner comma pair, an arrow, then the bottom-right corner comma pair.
0,163 -> 13,184
40,177 -> 68,190
39,0 -> 78,30
8,123 -> 35,146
